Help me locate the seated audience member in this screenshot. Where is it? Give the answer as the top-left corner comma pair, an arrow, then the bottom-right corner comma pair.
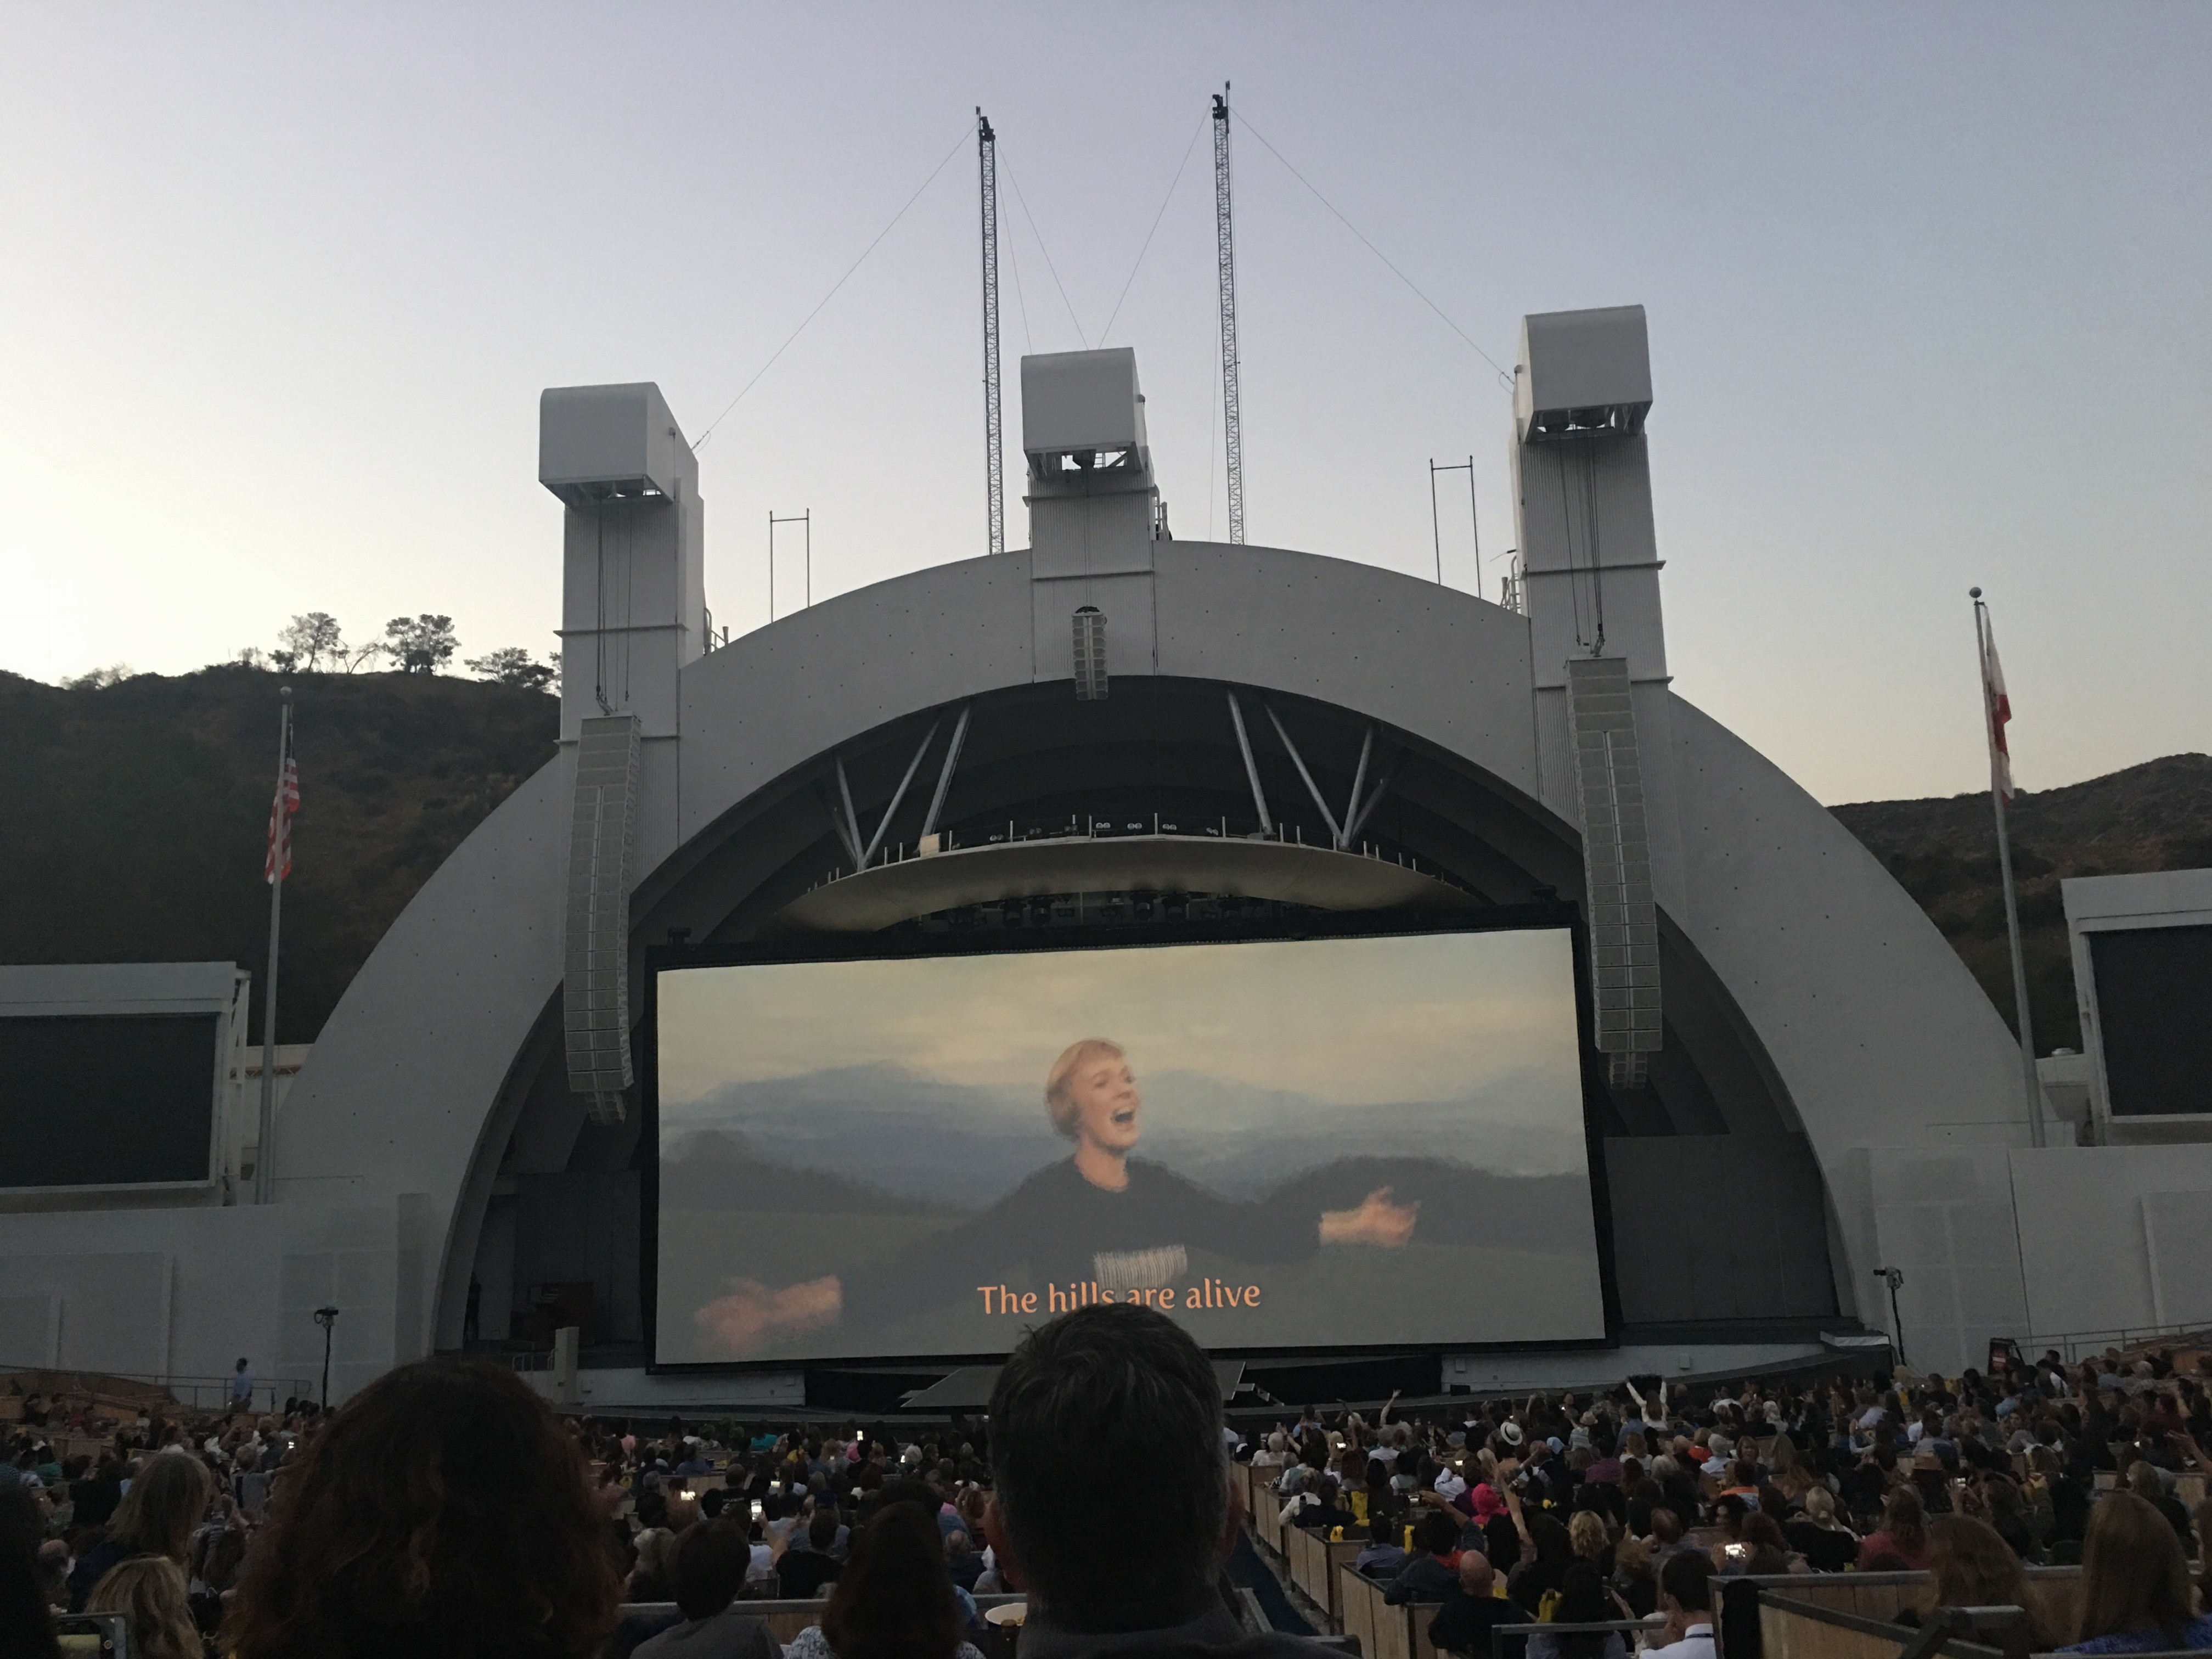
2062,1492 -> 2212,1654
1430,1549 -> 1517,1659
68,1449 -> 212,1612
1895,1517 -> 2051,1650
1357,1517 -> 1408,1579
1388,1511 -> 1465,1605
1646,1509 -> 1693,1563
1525,1561 -> 1626,1659
0,1484 -> 60,1659
1978,1476 -> 2037,1561
1715,1512 -> 1790,1576
37,1538 -> 70,1616
631,1527 -> 680,1603
1609,1535 -> 1657,1620
981,1302 -> 1331,1656
1642,1553 -> 1715,1659
1509,1515 -> 1575,1621
944,1531 -> 985,1594
224,1357 -> 620,1659
786,1503 -> 983,1659
1567,1510 -> 1613,1574
2127,1462 -> 2196,1545
637,1521 -> 778,1659
71,1455 -> 125,1532
86,1556 -> 204,1659
1781,1488 -> 1859,1573
1302,1476 -> 1358,1537
1857,1486 -> 1931,1572
778,1510 -> 845,1600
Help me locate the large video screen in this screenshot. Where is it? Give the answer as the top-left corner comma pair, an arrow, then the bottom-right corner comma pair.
650,926 -> 1606,1366
0,1014 -> 218,1187
2090,924 -> 2212,1116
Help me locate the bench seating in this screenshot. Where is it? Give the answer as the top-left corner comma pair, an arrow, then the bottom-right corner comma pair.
1282,1523 -> 1361,1619
1337,1567 -> 1443,1659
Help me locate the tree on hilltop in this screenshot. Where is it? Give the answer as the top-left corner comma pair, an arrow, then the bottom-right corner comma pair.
384,615 -> 458,674
464,646 -> 556,691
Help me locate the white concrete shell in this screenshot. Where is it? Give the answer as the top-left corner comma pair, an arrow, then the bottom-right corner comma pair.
272,538 -> 2035,1398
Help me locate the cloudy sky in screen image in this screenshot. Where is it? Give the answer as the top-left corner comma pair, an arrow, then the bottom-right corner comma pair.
656,929 -> 1589,1189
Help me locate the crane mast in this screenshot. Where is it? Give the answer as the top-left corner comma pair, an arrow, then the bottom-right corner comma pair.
978,109 -> 1004,556
1212,85 -> 1245,545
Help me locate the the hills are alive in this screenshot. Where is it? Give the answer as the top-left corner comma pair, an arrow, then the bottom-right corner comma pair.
4,664 -> 2207,1051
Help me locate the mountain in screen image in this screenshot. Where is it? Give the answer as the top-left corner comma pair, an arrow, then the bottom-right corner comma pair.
662,1060 -> 1590,1206
657,1128 -> 966,1217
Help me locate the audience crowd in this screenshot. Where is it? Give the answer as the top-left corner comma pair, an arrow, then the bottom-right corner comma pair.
0,1327 -> 2206,1658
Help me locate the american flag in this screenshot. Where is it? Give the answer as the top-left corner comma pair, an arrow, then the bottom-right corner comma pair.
1981,618 -> 2014,803
264,721 -> 299,884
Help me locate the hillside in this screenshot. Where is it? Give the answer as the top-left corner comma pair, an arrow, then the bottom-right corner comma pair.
2,665 -> 2205,1055
1830,753 -> 2212,1050
0,667 -> 557,1041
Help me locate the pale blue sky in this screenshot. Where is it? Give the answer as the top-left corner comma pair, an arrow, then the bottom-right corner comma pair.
2,3 -> 2204,803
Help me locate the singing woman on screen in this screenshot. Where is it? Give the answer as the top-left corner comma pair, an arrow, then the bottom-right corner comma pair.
696,1037 -> 1420,1357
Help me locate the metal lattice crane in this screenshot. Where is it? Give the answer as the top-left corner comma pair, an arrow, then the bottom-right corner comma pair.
977,109 -> 1004,557
1212,85 -> 1245,545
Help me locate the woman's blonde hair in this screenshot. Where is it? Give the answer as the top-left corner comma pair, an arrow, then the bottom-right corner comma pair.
87,1555 -> 201,1659
1567,1509 -> 1608,1559
1044,1039 -> 1125,1139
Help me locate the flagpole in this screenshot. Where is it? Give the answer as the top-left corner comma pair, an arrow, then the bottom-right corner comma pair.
1971,589 -> 2045,1149
255,687 -> 292,1203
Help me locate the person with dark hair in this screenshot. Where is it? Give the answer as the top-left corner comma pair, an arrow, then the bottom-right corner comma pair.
2062,1492 -> 2212,1652
637,1522 -> 778,1659
1386,1511 -> 1464,1605
786,1503 -> 982,1659
1299,1475 -> 1358,1538
982,1301 -> 1328,1655
1507,1514 -> 1573,1621
224,1356 -> 620,1659
779,1509 -> 846,1600
1356,1516 -> 1408,1578
1642,1553 -> 1714,1659
69,1454 -> 123,1531
0,1485 -> 61,1659
1715,1511 -> 1790,1576
1525,1561 -> 1626,1659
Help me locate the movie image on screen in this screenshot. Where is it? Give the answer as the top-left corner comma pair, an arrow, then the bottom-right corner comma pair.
652,927 -> 1606,1365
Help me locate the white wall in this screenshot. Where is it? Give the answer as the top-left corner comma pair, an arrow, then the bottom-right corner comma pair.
2009,1143 -> 2212,1340
0,1204 -> 280,1384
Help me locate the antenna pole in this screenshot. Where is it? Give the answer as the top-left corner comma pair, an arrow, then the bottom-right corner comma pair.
1429,459 -> 1443,583
1212,85 -> 1245,545
978,110 -> 1004,556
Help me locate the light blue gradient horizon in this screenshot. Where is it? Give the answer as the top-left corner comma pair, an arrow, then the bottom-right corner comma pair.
2,4 -> 2205,805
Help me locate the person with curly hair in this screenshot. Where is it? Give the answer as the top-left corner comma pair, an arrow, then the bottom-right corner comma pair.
223,1357 -> 620,1659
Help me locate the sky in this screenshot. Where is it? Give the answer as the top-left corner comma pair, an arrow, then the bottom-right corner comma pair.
655,930 -> 1581,1116
2,3 -> 2205,805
